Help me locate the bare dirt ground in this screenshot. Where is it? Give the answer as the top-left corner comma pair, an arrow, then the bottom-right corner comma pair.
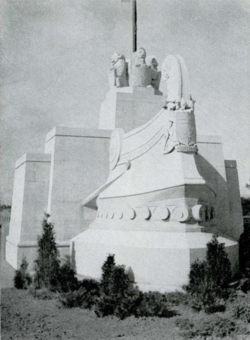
1,288 -> 184,340
1,256 -> 183,340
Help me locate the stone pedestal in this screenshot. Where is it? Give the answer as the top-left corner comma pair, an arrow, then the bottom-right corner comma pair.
6,154 -> 51,269
45,127 -> 111,242
99,87 -> 164,132
6,128 -> 111,269
71,133 -> 242,291
72,229 -> 238,292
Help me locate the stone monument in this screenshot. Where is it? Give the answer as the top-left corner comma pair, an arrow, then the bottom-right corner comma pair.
71,52 -> 243,292
6,49 -> 243,293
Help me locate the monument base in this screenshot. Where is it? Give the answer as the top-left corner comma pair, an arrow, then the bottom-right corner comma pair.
71,228 -> 238,292
6,237 -> 70,270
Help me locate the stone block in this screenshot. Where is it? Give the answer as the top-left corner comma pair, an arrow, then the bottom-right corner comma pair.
6,153 -> 51,269
225,160 -> 243,240
71,229 -> 237,292
45,127 -> 111,242
196,135 -> 233,238
98,87 -> 164,132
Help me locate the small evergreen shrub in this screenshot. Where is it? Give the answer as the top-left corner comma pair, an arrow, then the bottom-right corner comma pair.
58,256 -> 78,293
59,288 -> 86,308
95,264 -> 136,318
29,286 -> 56,300
165,291 -> 188,306
34,213 -> 60,290
206,235 -> 232,288
239,224 -> 250,278
77,279 -> 100,308
100,254 -> 116,295
186,235 -> 232,312
176,315 -> 236,339
135,291 -> 176,318
59,278 -> 100,309
94,255 -> 176,319
14,257 -> 32,289
95,285 -> 143,319
230,293 -> 250,324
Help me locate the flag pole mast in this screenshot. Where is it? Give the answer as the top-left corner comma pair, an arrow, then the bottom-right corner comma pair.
132,0 -> 137,52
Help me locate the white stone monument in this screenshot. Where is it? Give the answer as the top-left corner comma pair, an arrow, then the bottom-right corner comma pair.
6,49 -> 243,294
71,53 -> 243,292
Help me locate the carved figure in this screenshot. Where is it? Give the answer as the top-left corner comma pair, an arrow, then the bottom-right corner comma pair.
132,48 -> 159,89
108,52 -> 129,88
146,56 -> 161,90
162,55 -> 193,109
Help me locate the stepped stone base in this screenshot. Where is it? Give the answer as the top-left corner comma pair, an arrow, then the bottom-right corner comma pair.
71,228 -> 238,292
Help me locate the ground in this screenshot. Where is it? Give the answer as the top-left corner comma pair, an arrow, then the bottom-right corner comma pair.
2,288 -> 185,340
1,256 -> 184,340
1,258 -> 250,340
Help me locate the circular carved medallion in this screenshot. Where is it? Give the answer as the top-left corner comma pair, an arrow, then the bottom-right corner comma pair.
172,205 -> 191,222
109,129 -> 124,170
139,207 -> 151,220
114,211 -> 123,220
153,206 -> 170,220
124,208 -> 136,220
192,205 -> 205,222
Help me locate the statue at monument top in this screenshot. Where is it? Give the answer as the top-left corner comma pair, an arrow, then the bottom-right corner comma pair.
162,55 -> 194,110
132,47 -> 160,89
134,47 -> 147,66
146,55 -> 161,90
108,52 -> 129,88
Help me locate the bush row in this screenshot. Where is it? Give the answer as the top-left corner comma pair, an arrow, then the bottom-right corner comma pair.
14,214 -> 250,323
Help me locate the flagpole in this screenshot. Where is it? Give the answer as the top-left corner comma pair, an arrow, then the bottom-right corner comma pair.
132,0 -> 137,52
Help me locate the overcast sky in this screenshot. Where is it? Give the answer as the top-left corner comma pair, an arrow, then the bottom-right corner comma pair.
1,0 -> 250,203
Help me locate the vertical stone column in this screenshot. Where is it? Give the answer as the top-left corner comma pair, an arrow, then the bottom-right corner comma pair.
225,160 -> 243,240
6,154 -> 51,269
45,127 -> 111,243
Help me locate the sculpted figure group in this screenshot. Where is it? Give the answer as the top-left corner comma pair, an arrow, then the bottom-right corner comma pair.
108,47 -> 160,90
108,48 -> 195,112
107,48 -> 197,155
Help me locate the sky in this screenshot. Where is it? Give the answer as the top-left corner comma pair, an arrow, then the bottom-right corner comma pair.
1,0 -> 250,204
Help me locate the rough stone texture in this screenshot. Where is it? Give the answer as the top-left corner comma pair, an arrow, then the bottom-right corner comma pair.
6,154 -> 51,269
99,87 -> 164,131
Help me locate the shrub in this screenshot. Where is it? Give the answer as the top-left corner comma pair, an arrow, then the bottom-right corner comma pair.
14,257 -> 32,289
95,285 -> 143,319
165,291 -> 188,306
176,315 -> 236,339
239,224 -> 250,278
230,293 -> 250,324
100,254 -> 116,295
59,288 -> 86,308
29,287 -> 56,300
95,255 -> 176,319
135,291 -> 177,318
206,235 -> 232,288
34,213 -> 60,290
95,264 -> 135,318
107,265 -> 131,297
58,256 -> 78,293
77,279 -> 100,308
186,235 -> 232,312
59,278 -> 100,309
